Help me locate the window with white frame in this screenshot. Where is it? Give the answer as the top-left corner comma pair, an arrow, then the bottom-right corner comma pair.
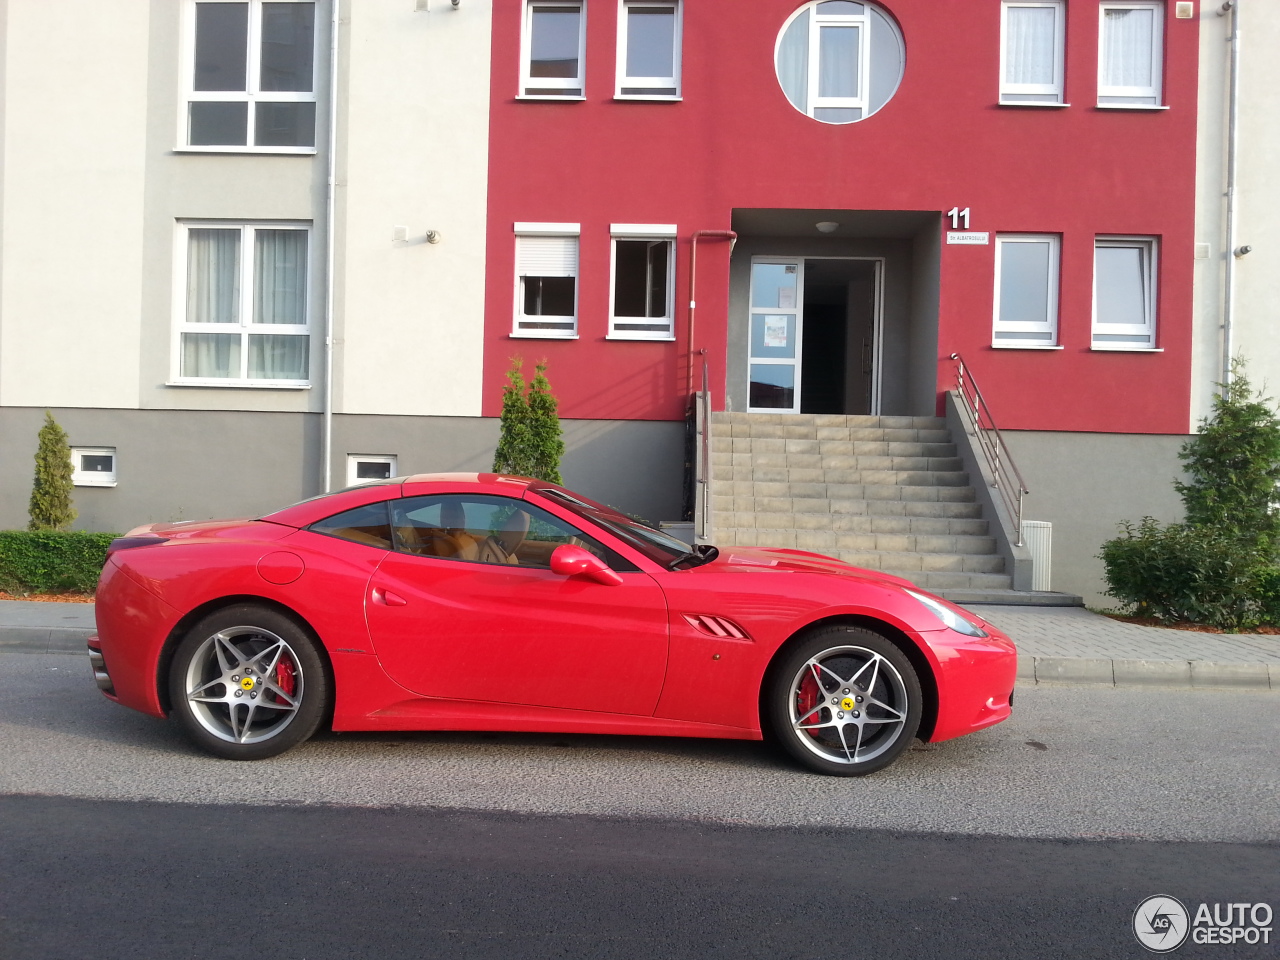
616,1 -> 682,99
347,455 -> 397,486
71,447 -> 117,487
520,1 -> 586,98
775,1 -> 905,125
1000,1 -> 1065,104
1098,3 -> 1164,106
610,225 -> 676,339
993,235 -> 1060,347
176,222 -> 311,384
1093,237 -> 1158,349
514,225 -> 579,337
184,0 -> 317,149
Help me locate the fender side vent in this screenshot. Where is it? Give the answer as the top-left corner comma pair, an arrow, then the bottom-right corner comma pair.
683,614 -> 752,641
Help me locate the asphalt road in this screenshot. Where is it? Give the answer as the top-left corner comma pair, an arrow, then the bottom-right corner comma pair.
2,653 -> 1277,842
2,653 -> 1278,959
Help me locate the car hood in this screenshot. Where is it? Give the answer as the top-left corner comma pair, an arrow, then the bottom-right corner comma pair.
707,545 -> 920,590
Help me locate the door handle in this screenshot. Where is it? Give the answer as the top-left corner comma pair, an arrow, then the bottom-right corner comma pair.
372,586 -> 408,607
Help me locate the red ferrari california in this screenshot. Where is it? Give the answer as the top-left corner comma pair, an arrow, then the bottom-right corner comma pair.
88,473 -> 1016,776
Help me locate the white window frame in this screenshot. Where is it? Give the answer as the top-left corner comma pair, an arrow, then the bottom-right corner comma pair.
171,220 -> 313,387
1092,236 -> 1158,350
1097,2 -> 1164,107
347,454 -> 398,486
513,223 -> 580,339
179,0 -> 319,153
70,447 -> 117,488
615,0 -> 682,100
999,1 -> 1066,105
805,2 -> 871,120
992,234 -> 1061,348
519,1 -> 587,100
608,224 -> 677,340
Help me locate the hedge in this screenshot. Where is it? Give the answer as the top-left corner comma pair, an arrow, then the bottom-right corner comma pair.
0,530 -> 118,595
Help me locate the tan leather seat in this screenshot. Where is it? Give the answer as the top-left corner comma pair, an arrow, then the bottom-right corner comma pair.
477,509 -> 529,564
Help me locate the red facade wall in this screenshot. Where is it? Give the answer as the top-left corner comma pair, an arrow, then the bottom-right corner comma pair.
483,0 -> 1199,434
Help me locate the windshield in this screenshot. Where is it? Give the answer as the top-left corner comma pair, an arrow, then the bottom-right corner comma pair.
530,484 -> 696,568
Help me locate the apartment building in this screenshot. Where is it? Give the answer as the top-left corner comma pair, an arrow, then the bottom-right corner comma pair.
0,0 -> 1260,604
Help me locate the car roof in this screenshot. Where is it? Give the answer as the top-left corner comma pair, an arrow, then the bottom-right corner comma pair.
260,473 -> 534,527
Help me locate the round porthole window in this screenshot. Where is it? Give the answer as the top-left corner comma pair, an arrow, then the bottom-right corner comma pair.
775,1 -> 905,125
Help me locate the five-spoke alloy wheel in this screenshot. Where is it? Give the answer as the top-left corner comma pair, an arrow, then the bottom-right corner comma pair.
169,605 -> 328,760
769,626 -> 921,776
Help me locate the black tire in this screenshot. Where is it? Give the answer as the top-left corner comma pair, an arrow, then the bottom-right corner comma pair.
767,626 -> 922,776
168,604 -> 328,760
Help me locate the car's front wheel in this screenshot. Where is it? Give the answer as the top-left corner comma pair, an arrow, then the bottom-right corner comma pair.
768,626 -> 922,776
168,605 -> 328,760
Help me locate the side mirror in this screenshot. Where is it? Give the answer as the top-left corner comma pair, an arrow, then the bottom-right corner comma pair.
550,544 -> 624,586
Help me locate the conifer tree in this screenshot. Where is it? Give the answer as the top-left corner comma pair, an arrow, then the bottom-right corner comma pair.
492,358 -> 535,477
526,361 -> 565,484
28,411 -> 76,531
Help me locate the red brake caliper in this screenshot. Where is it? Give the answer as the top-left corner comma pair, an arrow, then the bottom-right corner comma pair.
273,657 -> 297,702
797,673 -> 820,739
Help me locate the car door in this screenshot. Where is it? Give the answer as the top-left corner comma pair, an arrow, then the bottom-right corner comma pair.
365,493 -> 670,716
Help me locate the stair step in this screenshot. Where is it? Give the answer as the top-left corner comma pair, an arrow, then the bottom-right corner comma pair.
710,437 -> 957,458
900,571 -> 1015,591
713,536 -> 1005,573
722,469 -> 970,487
711,497 -> 984,519
715,512 -> 990,537
715,454 -> 965,473
712,412 -> 943,430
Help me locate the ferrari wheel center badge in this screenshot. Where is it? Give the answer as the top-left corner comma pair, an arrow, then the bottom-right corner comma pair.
840,696 -> 856,712
240,677 -> 255,691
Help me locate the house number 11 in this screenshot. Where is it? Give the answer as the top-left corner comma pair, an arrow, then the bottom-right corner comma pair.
947,207 -> 971,230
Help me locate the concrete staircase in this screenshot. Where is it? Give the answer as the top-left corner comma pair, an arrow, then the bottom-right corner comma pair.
708,412 -> 1013,596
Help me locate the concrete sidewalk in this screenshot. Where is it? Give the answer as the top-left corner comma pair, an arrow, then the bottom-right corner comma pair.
2,598 -> 1277,689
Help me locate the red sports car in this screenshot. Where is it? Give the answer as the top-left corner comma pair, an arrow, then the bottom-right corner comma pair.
88,474 -> 1016,776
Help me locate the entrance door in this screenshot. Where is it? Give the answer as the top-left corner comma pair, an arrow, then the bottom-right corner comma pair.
747,260 -> 803,412
746,257 -> 881,415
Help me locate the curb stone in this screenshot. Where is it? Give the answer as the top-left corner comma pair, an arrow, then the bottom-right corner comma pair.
1020,654 -> 1274,690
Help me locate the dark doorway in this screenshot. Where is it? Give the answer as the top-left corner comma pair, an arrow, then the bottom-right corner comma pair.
800,259 -> 878,415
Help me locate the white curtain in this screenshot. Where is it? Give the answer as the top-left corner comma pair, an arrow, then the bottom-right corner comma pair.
186,229 -> 240,324
182,333 -> 239,378
1005,6 -> 1055,86
818,25 -> 860,98
1101,8 -> 1154,88
249,334 -> 308,380
777,11 -> 809,111
254,229 -> 307,324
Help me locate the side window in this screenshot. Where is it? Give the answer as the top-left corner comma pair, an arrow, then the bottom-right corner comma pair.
391,495 -> 639,571
610,226 -> 676,339
1000,1 -> 1066,105
993,234 -> 1060,347
616,0 -> 682,99
514,226 -> 580,337
1092,236 -> 1157,350
520,1 -> 586,99
185,0 -> 317,150
309,502 -> 393,549
1098,3 -> 1164,107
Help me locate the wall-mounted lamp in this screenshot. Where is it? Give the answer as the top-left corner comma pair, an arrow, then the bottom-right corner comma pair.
1175,2 -> 1194,17
815,221 -> 839,234
1234,244 -> 1252,258
426,230 -> 442,244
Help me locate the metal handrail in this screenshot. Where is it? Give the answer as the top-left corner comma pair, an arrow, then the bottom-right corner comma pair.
697,360 -> 712,541
948,353 -> 1029,546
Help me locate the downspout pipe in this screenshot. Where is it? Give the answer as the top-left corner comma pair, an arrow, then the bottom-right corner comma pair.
320,0 -> 342,492
1219,0 -> 1241,394
687,230 -> 738,397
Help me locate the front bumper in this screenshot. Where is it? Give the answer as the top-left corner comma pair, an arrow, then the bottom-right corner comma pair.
923,625 -> 1018,743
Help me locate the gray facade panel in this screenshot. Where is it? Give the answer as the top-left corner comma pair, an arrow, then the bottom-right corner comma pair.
2,409 -> 685,534
1004,430 -> 1188,608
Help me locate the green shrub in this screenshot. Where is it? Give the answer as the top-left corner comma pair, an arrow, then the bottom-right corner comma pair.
1100,518 -> 1265,629
1253,566 -> 1280,626
1175,362 -> 1280,551
0,530 -> 118,595
28,412 -> 76,532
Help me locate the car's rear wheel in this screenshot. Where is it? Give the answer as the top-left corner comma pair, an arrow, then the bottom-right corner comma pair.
768,626 -> 921,776
168,605 -> 328,760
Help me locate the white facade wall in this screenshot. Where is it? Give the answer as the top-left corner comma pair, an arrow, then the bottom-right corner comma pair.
335,0 -> 492,418
1192,3 -> 1280,423
0,0 -> 150,409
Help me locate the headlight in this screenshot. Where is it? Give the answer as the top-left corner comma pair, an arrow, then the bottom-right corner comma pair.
904,589 -> 989,637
